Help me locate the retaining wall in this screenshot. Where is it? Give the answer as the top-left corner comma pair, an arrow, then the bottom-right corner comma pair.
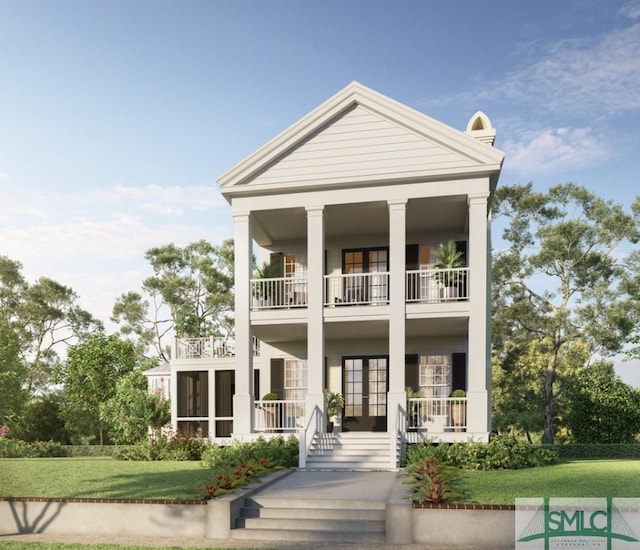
1,471 -> 517,548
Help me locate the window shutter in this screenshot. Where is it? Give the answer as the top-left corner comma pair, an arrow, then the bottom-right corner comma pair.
451,353 -> 467,392
270,253 -> 284,277
253,369 -> 260,401
455,241 -> 467,265
405,244 -> 419,270
405,354 -> 419,392
270,358 -> 284,399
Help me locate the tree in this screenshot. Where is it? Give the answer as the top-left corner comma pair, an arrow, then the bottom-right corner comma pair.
0,321 -> 28,428
567,361 -> 640,443
492,183 -> 640,443
56,334 -> 137,445
100,365 -> 170,445
0,256 -> 103,393
112,239 -> 234,358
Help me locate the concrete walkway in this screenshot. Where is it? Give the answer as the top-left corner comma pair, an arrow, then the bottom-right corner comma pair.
1,470 -> 431,549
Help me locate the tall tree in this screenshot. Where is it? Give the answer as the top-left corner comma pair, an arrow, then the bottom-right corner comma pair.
0,321 -> 28,428
567,360 -> 640,443
492,183 -> 640,443
112,239 -> 234,358
0,256 -> 103,393
56,334 -> 137,445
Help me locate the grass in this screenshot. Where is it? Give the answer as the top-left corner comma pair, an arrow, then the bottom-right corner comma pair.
0,457 -> 210,500
462,459 -> 640,504
0,545 -> 259,550
3,457 -> 640,505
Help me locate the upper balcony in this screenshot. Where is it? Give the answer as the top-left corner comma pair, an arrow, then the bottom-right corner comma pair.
250,267 -> 470,310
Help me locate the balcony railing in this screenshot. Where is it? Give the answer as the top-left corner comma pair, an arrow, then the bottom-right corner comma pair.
254,399 -> 307,432
324,272 -> 390,306
251,277 -> 308,309
406,268 -> 469,303
174,336 -> 260,359
250,268 -> 469,310
406,397 -> 467,432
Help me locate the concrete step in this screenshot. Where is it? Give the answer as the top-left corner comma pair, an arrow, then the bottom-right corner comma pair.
246,496 -> 385,510
240,505 -> 384,521
230,527 -> 386,543
306,433 -> 394,469
236,516 -> 385,532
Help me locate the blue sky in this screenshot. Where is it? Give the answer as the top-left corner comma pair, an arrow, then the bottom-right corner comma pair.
1,0 -> 639,380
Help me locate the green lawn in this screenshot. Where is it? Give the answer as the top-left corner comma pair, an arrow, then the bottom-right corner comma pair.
0,457 -> 210,500
3,457 -> 640,505
463,459 -> 640,504
0,545 -> 258,550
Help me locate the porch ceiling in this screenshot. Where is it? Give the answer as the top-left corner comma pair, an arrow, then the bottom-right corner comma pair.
251,196 -> 468,247
251,316 -> 467,344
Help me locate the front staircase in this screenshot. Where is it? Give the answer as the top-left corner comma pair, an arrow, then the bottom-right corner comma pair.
230,494 -> 386,543
305,431 -> 396,470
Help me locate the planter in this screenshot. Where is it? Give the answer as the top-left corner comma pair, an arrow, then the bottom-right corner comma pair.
451,403 -> 466,432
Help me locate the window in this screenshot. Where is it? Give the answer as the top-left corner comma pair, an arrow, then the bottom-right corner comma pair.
419,355 -> 450,415
177,371 -> 208,436
284,358 -> 307,402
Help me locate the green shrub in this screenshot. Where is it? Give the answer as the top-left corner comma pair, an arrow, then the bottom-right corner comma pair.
0,439 -> 71,458
201,438 -> 298,499
113,429 -> 211,461
68,445 -> 129,457
403,456 -> 465,504
544,443 -> 640,459
406,435 -> 558,470
201,436 -> 299,470
202,457 -> 281,499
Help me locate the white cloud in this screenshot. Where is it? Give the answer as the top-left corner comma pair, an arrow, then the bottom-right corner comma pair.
502,126 -> 611,175
499,21 -> 640,118
0,183 -> 234,325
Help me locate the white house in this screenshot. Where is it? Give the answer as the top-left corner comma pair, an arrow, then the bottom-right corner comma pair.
166,82 -> 504,468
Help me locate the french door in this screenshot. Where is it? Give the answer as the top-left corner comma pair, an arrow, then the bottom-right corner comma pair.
342,247 -> 389,304
342,356 -> 388,432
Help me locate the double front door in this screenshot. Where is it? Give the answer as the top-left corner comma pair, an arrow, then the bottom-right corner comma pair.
342,356 -> 388,432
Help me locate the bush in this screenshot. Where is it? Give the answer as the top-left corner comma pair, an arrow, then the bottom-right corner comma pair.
403,456 -> 465,504
0,439 -> 71,458
68,445 -> 129,457
200,437 -> 299,499
113,429 -> 211,461
544,444 -> 640,459
201,436 -> 299,470
406,435 -> 558,470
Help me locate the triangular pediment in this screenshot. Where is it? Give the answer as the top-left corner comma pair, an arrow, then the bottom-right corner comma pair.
219,82 -> 504,197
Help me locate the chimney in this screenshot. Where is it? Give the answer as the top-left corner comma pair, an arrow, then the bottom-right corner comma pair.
465,111 -> 496,146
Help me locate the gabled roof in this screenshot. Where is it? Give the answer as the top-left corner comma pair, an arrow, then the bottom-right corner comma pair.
218,81 -> 504,198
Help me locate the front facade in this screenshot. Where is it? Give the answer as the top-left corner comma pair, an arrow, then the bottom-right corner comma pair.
167,82 -> 504,466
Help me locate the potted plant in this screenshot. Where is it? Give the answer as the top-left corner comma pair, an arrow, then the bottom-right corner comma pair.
433,241 -> 465,298
449,389 -> 466,432
325,389 -> 344,433
254,261 -> 281,307
262,392 -> 279,432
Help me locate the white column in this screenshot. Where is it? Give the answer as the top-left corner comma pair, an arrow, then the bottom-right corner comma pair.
467,193 -> 490,438
388,200 -> 407,435
232,211 -> 254,435
306,206 -> 325,424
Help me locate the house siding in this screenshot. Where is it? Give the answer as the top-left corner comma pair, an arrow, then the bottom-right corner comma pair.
249,105 -> 475,187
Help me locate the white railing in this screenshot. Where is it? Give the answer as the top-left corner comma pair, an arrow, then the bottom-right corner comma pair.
251,277 -> 308,309
406,397 -> 467,432
253,399 -> 307,433
174,336 -> 260,359
324,272 -> 390,306
405,268 -> 469,303
299,405 -> 323,469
